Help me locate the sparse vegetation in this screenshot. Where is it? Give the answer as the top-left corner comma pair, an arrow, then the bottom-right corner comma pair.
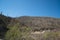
41,31 -> 60,40
0,14 -> 60,40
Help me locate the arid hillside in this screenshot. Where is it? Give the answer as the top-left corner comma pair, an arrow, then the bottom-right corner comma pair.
16,16 -> 60,31
0,14 -> 60,40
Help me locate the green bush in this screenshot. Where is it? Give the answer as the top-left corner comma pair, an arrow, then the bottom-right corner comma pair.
4,23 -> 33,40
4,23 -> 22,40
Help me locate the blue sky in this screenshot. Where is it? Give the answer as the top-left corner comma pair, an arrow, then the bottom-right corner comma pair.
0,0 -> 60,18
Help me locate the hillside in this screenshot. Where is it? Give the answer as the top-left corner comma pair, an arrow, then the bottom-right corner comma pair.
0,14 -> 60,40
16,16 -> 60,31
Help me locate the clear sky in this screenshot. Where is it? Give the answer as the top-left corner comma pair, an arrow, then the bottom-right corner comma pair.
0,0 -> 60,18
